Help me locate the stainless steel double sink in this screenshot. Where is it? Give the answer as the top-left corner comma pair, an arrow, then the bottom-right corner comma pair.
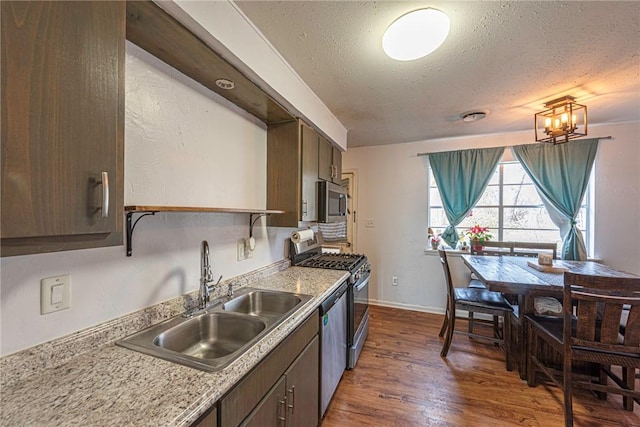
117,287 -> 313,372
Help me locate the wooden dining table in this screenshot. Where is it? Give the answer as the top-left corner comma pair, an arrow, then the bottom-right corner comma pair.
461,254 -> 638,379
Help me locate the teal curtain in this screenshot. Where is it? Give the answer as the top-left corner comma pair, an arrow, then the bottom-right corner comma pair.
512,139 -> 599,260
429,147 -> 504,248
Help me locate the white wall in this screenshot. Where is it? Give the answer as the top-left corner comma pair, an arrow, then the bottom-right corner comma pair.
343,122 -> 640,313
0,43 -> 295,357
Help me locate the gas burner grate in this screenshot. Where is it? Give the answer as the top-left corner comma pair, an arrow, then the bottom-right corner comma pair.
297,253 -> 366,271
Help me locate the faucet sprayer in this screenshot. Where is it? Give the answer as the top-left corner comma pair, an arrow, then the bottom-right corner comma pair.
198,240 -> 222,309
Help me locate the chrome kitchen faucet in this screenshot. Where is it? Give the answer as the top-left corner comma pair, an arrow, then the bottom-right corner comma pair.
199,240 -> 222,309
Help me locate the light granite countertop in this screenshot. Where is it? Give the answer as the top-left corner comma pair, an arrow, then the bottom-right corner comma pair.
0,266 -> 349,427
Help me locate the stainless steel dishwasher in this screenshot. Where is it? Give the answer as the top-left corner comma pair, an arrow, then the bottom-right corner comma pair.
319,281 -> 348,417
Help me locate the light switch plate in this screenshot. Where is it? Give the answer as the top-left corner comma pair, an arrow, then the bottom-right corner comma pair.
41,275 -> 71,314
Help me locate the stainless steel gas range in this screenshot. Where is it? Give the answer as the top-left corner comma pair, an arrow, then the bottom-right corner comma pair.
291,235 -> 371,369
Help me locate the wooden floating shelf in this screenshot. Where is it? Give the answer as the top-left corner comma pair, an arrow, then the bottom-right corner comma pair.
124,205 -> 285,256
125,205 -> 285,214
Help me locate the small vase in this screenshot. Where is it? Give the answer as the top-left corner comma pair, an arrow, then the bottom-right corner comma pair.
431,241 -> 439,250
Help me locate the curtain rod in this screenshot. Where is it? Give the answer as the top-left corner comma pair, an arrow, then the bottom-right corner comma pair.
416,135 -> 613,157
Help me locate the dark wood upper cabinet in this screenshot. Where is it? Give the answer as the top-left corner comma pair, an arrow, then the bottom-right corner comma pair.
332,146 -> 342,184
267,120 -> 321,227
300,123 -> 319,222
1,1 -> 125,256
318,137 -> 342,185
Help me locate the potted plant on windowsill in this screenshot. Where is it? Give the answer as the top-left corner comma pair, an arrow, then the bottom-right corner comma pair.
466,225 -> 492,251
430,235 -> 441,250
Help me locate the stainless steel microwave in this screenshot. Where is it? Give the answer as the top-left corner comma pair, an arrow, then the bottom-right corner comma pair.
318,181 -> 347,223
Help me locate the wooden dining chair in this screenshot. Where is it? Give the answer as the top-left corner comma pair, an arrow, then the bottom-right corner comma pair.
526,272 -> 640,426
473,241 -> 559,355
470,240 -> 513,256
462,263 -> 494,336
437,249 -> 513,369
467,241 -> 512,334
511,241 -> 558,259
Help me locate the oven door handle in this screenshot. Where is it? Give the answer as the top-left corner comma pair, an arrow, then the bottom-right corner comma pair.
354,275 -> 370,292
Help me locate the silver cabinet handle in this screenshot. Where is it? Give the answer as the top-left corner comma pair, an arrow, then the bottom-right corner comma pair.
287,385 -> 295,413
100,171 -> 109,218
278,396 -> 287,424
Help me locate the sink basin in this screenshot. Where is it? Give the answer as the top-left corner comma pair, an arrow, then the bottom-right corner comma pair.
223,290 -> 302,317
153,312 -> 266,360
117,287 -> 313,371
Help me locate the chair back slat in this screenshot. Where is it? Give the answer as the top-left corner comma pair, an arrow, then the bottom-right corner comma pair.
625,305 -> 640,346
470,240 -> 513,256
575,299 -> 598,341
600,303 -> 624,344
511,241 -> 558,259
470,240 -> 557,259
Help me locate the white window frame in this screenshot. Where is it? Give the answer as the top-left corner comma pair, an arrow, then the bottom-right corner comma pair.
427,158 -> 593,255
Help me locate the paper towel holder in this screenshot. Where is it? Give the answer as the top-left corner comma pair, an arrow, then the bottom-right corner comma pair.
290,228 -> 323,261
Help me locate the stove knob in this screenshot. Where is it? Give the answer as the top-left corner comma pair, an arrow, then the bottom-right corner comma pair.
354,273 -> 360,282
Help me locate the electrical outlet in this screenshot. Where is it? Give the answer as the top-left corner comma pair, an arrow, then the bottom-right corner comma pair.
237,240 -> 246,261
365,219 -> 375,228
392,276 -> 398,286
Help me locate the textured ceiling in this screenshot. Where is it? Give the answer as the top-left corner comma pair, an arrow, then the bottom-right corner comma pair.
235,1 -> 640,148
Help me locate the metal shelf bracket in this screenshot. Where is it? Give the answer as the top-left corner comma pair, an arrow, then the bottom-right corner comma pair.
249,213 -> 269,238
126,211 -> 156,256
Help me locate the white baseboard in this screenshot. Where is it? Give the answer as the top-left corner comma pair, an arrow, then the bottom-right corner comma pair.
369,299 -> 445,315
368,299 -> 493,321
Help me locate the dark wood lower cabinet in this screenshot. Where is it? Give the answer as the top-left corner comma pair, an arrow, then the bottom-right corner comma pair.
214,314 -> 320,427
241,337 -> 319,427
283,337 -> 319,427
241,376 -> 287,427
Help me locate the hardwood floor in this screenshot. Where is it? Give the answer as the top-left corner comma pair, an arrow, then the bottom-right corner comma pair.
322,305 -> 639,427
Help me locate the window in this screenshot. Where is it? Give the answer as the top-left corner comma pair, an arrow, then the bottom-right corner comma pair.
428,156 -> 593,255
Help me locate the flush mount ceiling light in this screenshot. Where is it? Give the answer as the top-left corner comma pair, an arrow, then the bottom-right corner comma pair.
461,111 -> 487,123
534,95 -> 587,144
382,8 -> 450,61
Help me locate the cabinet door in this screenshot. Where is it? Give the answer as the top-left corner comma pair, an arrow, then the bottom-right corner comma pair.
241,376 -> 287,427
300,123 -> 318,222
1,1 -> 124,253
331,147 -> 342,185
193,406 -> 218,427
318,137 -> 333,182
266,121 -> 301,227
285,336 -> 319,427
